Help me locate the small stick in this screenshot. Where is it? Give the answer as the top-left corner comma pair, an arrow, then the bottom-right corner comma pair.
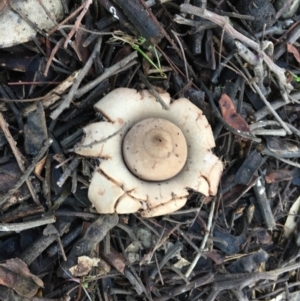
63,0 -> 92,48
74,51 -> 138,99
0,113 -> 40,205
0,139 -> 53,207
137,70 -> 169,110
57,156 -> 81,187
185,193 -> 219,277
0,215 -> 56,232
234,54 -> 293,135
180,4 -> 293,91
171,30 -> 189,81
48,3 -> 87,36
51,37 -> 102,119
254,177 -> 276,230
23,69 -> 81,117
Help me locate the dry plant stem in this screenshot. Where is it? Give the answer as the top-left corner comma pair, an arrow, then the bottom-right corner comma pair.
0,138 -> 53,207
21,220 -> 72,265
23,69 -> 81,117
235,41 -> 267,94
251,129 -> 286,136
64,0 -> 92,48
137,70 -> 169,110
185,194 -> 218,278
75,51 -> 138,99
150,241 -> 182,279
234,54 -> 293,135
171,30 -> 189,81
0,112 -> 40,205
57,156 -> 81,187
44,38 -> 64,76
48,3 -> 88,36
254,100 -> 290,121
0,215 -> 56,232
155,261 -> 300,301
51,37 -> 102,119
274,23 -> 300,60
253,177 -> 276,230
260,150 -> 300,168
180,4 -> 293,91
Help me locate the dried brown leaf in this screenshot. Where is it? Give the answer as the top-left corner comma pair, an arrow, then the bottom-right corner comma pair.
219,93 -> 250,133
287,43 -> 300,63
0,258 -> 43,298
265,169 -> 293,183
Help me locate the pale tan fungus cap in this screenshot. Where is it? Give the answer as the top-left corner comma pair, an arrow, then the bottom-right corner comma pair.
75,88 -> 223,217
123,118 -> 188,181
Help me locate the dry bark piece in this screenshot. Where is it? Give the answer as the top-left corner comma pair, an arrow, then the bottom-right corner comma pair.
0,0 -> 64,48
234,150 -> 263,185
213,226 -> 246,255
74,88 -> 223,217
111,0 -> 163,45
24,103 -> 48,155
227,249 -> 269,273
219,93 -> 250,134
0,258 -> 43,298
57,214 -> 119,279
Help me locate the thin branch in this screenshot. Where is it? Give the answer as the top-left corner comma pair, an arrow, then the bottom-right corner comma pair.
0,138 -> 53,207
51,36 -> 103,119
74,51 -> 138,99
63,0 -> 92,48
234,54 -> 293,135
180,4 -> 293,91
185,193 -> 219,277
0,112 -> 40,205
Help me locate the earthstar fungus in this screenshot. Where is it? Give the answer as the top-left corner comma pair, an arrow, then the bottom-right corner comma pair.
74,88 -> 223,217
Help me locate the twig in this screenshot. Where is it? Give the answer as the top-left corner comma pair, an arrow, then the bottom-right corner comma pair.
23,69 -> 82,117
171,30 -> 189,81
185,193 -> 219,277
0,112 -> 40,205
0,138 -> 53,207
0,215 -> 56,232
234,54 -> 293,135
64,0 -> 92,48
74,51 -> 138,99
51,37 -> 103,119
44,38 -> 64,76
253,177 -> 276,230
235,41 -> 269,95
180,4 -> 293,91
57,156 -> 81,187
48,3 -> 88,36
